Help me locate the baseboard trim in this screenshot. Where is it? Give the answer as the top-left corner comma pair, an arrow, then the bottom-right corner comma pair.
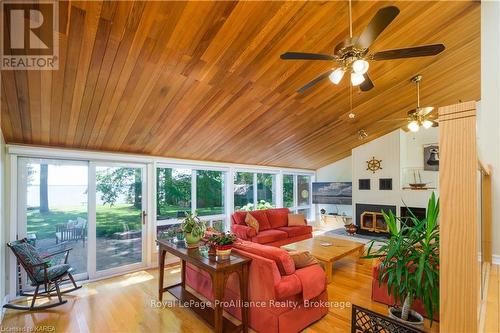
492,254 -> 500,265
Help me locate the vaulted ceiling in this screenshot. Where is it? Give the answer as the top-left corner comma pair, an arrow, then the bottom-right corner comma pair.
1,1 -> 480,169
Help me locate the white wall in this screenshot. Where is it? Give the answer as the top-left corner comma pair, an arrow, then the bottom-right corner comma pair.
480,1 -> 500,258
400,127 -> 440,208
0,130 -> 6,315
317,129 -> 439,225
315,156 -> 353,217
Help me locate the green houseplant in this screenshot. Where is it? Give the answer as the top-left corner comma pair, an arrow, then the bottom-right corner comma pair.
181,211 -> 206,248
363,193 -> 439,327
209,232 -> 237,260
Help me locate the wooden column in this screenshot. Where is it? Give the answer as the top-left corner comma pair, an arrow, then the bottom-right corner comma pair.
439,101 -> 478,332
480,163 -> 492,264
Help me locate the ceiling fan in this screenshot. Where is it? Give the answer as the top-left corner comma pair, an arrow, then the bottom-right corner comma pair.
280,1 -> 445,93
379,74 -> 438,132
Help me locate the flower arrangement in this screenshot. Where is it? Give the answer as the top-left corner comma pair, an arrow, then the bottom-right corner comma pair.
207,232 -> 237,259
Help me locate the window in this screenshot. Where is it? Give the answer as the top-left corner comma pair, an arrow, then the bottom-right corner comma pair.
234,171 -> 277,211
156,167 -> 227,233
156,168 -> 191,220
257,173 -> 276,206
297,175 -> 311,207
234,172 -> 254,211
282,174 -> 313,219
283,174 -> 294,208
196,170 -> 224,216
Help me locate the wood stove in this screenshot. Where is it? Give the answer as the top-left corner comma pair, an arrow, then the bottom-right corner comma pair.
360,211 -> 389,233
355,204 -> 396,236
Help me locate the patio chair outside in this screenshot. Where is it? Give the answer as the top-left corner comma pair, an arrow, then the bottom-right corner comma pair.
55,217 -> 87,245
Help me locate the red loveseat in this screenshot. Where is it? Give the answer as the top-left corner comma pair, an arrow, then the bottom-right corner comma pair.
186,240 -> 328,333
231,208 -> 312,247
372,262 -> 439,321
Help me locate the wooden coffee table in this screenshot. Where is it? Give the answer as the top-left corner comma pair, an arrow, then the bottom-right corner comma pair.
282,235 -> 365,283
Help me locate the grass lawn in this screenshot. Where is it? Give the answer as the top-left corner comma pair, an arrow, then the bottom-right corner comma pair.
28,204 -> 224,240
157,205 -> 223,218
27,204 -> 141,240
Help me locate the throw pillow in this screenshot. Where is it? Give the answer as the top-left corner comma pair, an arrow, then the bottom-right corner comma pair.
288,213 -> 306,226
245,213 -> 260,234
289,251 -> 318,269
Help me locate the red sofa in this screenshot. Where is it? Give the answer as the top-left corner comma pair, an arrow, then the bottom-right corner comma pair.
230,208 -> 312,247
372,262 -> 438,321
186,240 -> 328,333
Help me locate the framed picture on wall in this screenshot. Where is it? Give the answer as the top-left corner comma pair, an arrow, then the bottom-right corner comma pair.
424,144 -> 439,171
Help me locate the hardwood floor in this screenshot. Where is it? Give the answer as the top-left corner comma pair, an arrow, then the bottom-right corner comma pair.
2,258 -> 438,332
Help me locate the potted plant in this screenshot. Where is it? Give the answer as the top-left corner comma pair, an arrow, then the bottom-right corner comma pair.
211,232 -> 237,260
181,211 -> 206,248
204,228 -> 222,256
174,226 -> 185,242
363,193 -> 439,327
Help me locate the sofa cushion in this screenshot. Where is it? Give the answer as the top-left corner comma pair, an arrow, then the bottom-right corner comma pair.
248,210 -> 272,230
266,208 -> 290,228
275,274 -> 302,300
277,226 -> 312,238
234,240 -> 295,275
288,213 -> 306,226
245,213 -> 260,233
232,211 -> 247,225
251,229 -> 288,245
288,251 -> 318,269
294,264 -> 327,301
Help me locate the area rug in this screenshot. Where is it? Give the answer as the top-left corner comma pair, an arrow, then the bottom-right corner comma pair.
324,228 -> 388,243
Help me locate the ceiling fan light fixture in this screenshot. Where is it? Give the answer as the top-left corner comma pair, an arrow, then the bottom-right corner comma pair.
422,119 -> 433,129
351,72 -> 365,86
329,68 -> 345,84
352,59 -> 369,74
408,120 -> 420,132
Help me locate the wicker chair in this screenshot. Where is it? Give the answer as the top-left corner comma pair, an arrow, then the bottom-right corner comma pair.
4,238 -> 82,311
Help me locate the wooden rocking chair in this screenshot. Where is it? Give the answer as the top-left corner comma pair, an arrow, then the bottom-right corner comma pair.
4,238 -> 82,311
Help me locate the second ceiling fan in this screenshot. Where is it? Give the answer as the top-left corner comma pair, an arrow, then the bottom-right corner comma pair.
280,1 -> 445,93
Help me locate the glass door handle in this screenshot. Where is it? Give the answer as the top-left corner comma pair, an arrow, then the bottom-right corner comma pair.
142,211 -> 148,225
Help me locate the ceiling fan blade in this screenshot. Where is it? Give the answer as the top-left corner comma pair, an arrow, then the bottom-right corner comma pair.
417,106 -> 435,116
431,120 -> 439,127
357,6 -> 400,49
377,118 -> 409,122
280,52 -> 336,61
297,70 -> 333,93
359,74 -> 374,92
372,44 -> 445,60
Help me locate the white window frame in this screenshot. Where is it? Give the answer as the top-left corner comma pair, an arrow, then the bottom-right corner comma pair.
5,144 -> 315,298
233,170 -> 280,211
155,164 -> 228,230
282,173 -> 314,220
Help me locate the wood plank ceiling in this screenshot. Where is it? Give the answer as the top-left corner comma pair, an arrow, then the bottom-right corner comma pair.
0,1 -> 480,169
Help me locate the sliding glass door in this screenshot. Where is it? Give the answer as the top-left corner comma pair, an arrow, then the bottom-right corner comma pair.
17,158 -> 89,285
16,159 -> 148,287
92,163 -> 147,276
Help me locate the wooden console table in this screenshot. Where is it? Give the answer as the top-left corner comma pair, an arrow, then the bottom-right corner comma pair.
157,239 -> 251,333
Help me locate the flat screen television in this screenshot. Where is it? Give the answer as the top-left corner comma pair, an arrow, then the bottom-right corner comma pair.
312,182 -> 352,205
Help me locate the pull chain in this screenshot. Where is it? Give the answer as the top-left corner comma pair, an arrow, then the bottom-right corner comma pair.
416,79 -> 420,108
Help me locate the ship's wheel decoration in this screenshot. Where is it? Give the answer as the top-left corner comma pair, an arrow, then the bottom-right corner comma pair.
366,157 -> 382,173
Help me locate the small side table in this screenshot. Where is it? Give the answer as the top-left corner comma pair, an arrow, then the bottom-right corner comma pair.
157,239 -> 251,333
